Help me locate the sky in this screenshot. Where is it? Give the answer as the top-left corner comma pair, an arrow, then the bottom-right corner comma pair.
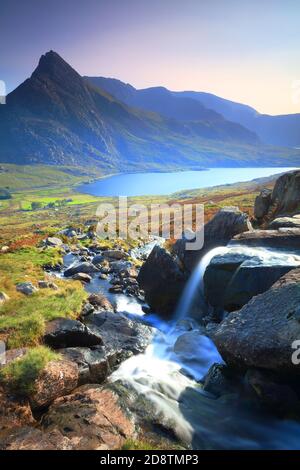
1,0 -> 300,115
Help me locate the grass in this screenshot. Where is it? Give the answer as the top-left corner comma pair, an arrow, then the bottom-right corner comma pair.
121,439 -> 183,450
0,346 -> 60,395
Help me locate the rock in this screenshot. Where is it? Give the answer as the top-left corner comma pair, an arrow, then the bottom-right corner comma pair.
91,254 -> 104,265
0,426 -> 73,450
80,302 -> 95,317
99,273 -> 108,280
212,268 -> 300,377
85,311 -> 154,355
202,363 -> 240,398
43,318 -> 103,348
59,346 -> 126,385
244,369 -> 300,415
16,282 -> 38,295
58,228 -> 78,238
174,206 -> 252,273
0,390 -> 35,433
38,280 -> 58,289
0,291 -> 9,305
102,250 -> 128,260
271,170 -> 300,215
203,247 -> 300,312
254,188 -> 272,219
109,260 -> 132,273
109,285 -> 123,294
232,228 -> 300,249
72,273 -> 92,283
30,360 -> 79,409
64,262 -> 99,277
87,293 -> 114,312
1,246 -> 9,253
268,216 -> 300,229
42,385 -> 135,450
137,246 -> 186,318
2,347 -> 28,366
45,237 -> 63,247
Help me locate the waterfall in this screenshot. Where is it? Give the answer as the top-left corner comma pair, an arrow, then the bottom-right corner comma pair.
175,246 -> 229,320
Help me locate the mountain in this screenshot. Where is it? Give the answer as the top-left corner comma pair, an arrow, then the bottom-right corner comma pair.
89,77 -> 300,148
0,51 -> 299,171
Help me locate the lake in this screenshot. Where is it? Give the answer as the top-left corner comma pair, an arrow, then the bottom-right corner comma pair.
77,167 -> 298,197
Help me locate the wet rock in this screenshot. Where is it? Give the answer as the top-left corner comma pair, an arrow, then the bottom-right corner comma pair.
30,360 -> 79,409
85,311 -> 154,355
99,273 -> 108,280
102,250 -> 128,260
43,318 -> 103,348
110,260 -> 132,273
64,261 -> 99,277
80,302 -> 95,317
44,237 -> 63,247
137,245 -> 186,318
42,385 -> 135,450
174,206 -> 252,272
109,285 -> 123,294
0,291 -> 9,305
16,282 -> 38,295
254,188 -> 272,219
88,293 -> 114,312
202,363 -> 240,398
0,426 -> 73,450
72,272 -> 92,283
59,346 -> 127,385
38,280 -> 58,290
91,254 -> 104,265
232,228 -> 300,249
268,216 -> 300,229
204,248 -> 299,312
212,268 -> 300,377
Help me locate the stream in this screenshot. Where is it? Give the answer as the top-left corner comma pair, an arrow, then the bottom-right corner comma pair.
58,241 -> 300,449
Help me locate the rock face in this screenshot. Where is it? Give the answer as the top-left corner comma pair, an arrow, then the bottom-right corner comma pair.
42,385 -> 135,450
212,268 -> 300,377
137,245 -> 186,317
64,262 -> 99,277
0,426 -> 73,450
85,311 -> 154,355
268,216 -> 300,229
254,188 -> 272,219
174,207 -> 252,273
232,228 -> 300,249
271,170 -> 300,215
203,248 -> 300,312
30,360 -> 79,409
43,318 -> 103,348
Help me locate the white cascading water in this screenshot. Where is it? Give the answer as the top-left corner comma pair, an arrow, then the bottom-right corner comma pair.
111,244 -> 300,449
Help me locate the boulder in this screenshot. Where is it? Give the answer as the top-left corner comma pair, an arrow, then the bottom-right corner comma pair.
0,426 -> 73,450
64,262 -> 99,277
202,363 -> 240,398
38,280 -> 58,290
91,254 -> 104,265
137,245 -> 186,318
232,228 -> 300,249
102,250 -> 128,260
16,282 -> 38,295
173,206 -> 252,273
203,247 -> 300,312
254,188 -> 272,219
42,385 -> 135,450
85,311 -> 154,355
30,359 -> 79,409
72,273 -> 92,283
45,237 -> 63,247
43,318 -> 103,348
211,268 -> 300,377
271,170 -> 300,215
268,216 -> 300,230
87,293 -> 114,312
0,291 -> 9,305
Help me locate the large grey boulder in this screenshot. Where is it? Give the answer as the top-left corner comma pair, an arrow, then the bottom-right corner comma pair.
254,188 -> 272,220
271,170 -> 300,215
43,318 -> 103,348
204,247 -> 300,312
16,282 -> 38,295
211,268 -> 300,377
232,228 -> 300,249
173,206 -> 252,273
137,245 -> 186,318
64,262 -> 99,277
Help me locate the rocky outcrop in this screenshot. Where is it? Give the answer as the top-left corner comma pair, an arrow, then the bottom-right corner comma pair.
30,360 -> 79,409
137,245 -> 186,317
211,268 -> 300,377
43,318 -> 103,348
232,228 -> 300,249
203,248 -> 300,312
173,207 -> 252,273
42,385 -> 135,450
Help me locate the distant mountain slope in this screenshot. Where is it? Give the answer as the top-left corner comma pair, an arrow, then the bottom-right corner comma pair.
90,77 -> 300,148
0,51 -> 299,170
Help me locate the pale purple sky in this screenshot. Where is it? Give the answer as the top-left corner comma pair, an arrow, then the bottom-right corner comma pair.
1,0 -> 300,114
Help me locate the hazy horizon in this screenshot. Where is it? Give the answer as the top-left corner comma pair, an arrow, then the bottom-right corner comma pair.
1,0 -> 300,115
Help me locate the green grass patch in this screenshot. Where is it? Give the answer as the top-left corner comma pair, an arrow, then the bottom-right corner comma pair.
0,346 -> 60,395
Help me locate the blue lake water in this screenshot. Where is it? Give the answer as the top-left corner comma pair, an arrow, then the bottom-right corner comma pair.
77,167 -> 298,197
